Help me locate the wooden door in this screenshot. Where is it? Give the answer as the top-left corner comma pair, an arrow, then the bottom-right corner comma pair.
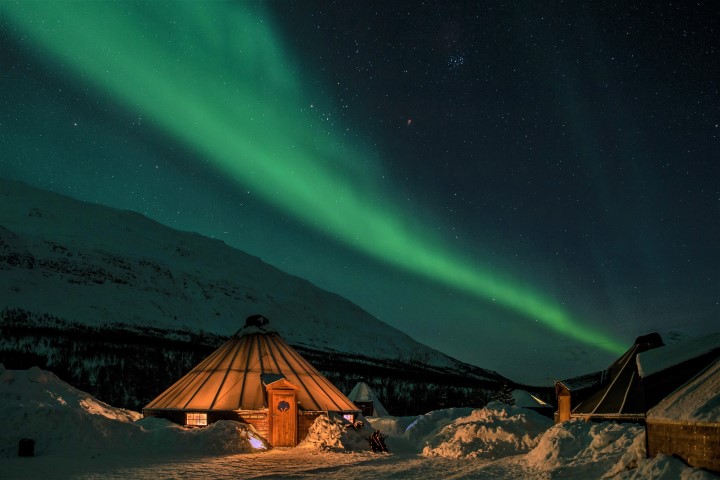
558,394 -> 571,422
270,391 -> 297,447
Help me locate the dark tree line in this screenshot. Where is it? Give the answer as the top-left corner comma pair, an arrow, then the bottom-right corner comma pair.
1,308 -> 532,415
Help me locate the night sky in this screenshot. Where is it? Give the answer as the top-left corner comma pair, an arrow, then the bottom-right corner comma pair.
1,1 -> 718,383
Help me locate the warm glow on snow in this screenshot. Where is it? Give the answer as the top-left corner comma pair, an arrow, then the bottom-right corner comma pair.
249,437 -> 266,450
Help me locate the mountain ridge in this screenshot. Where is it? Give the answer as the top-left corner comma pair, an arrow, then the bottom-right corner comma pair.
0,178 -> 509,395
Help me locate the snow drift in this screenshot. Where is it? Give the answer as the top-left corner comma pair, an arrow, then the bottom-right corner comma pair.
0,365 -> 269,457
298,413 -> 375,451
524,420 -> 646,478
364,403 -> 552,458
2,365 -> 717,479
420,402 -> 553,459
617,454 -> 719,480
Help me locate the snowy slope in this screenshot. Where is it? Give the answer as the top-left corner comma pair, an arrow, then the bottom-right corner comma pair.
0,178 -> 497,378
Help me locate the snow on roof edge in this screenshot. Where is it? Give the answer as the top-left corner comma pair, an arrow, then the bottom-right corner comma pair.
647,357 -> 720,423
636,332 -> 720,378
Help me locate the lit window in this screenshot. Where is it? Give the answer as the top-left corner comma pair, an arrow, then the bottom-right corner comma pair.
343,414 -> 354,422
186,412 -> 208,426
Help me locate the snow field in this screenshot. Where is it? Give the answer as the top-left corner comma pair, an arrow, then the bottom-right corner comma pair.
1,366 -> 717,479
0,366 -> 269,458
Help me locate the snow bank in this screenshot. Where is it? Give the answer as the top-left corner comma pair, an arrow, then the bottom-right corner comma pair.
421,402 -> 552,459
0,367 -> 269,457
648,357 -> 720,423
368,404 -> 554,458
615,454 -> 719,479
391,407 -> 474,453
132,417 -> 270,454
529,421 -> 716,480
525,420 -> 646,478
365,415 -> 417,438
298,413 -> 374,451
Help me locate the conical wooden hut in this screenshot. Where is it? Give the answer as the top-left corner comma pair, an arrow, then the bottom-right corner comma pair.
556,332 -> 719,425
570,333 -> 664,423
555,333 -> 664,423
347,381 -> 389,417
143,315 -> 359,446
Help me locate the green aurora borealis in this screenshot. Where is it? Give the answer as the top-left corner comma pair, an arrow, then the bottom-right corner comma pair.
2,2 -> 626,354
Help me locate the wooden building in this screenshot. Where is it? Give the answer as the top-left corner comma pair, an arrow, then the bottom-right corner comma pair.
555,332 -> 719,428
143,315 -> 359,446
554,370 -> 605,423
568,333 -> 664,423
646,357 -> 720,473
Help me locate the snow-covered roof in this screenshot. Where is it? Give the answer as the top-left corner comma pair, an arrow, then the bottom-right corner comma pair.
636,332 -> 720,378
556,370 -> 605,392
347,382 -> 389,417
647,357 -> 720,423
512,389 -> 551,409
572,334 -> 663,418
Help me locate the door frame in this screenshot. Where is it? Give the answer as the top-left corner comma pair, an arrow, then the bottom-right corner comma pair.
266,378 -> 300,446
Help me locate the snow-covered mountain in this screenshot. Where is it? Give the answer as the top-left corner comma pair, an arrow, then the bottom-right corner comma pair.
0,178 -> 451,363
0,178 -> 510,412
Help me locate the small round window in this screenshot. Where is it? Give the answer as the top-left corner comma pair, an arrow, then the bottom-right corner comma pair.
278,400 -> 290,412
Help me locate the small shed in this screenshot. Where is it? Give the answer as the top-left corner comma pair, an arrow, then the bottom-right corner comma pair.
347,382 -> 389,417
143,315 -> 360,446
554,371 -> 606,423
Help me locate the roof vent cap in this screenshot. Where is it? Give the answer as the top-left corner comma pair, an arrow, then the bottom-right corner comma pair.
245,314 -> 270,328
236,314 -> 276,336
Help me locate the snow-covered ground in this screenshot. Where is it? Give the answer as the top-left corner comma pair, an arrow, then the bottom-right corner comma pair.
2,366 -> 717,479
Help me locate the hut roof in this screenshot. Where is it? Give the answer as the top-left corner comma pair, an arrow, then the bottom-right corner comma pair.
647,357 -> 720,423
556,370 -> 606,393
637,332 -> 720,378
144,317 -> 358,413
512,389 -> 552,409
572,333 -> 664,419
347,382 -> 389,417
